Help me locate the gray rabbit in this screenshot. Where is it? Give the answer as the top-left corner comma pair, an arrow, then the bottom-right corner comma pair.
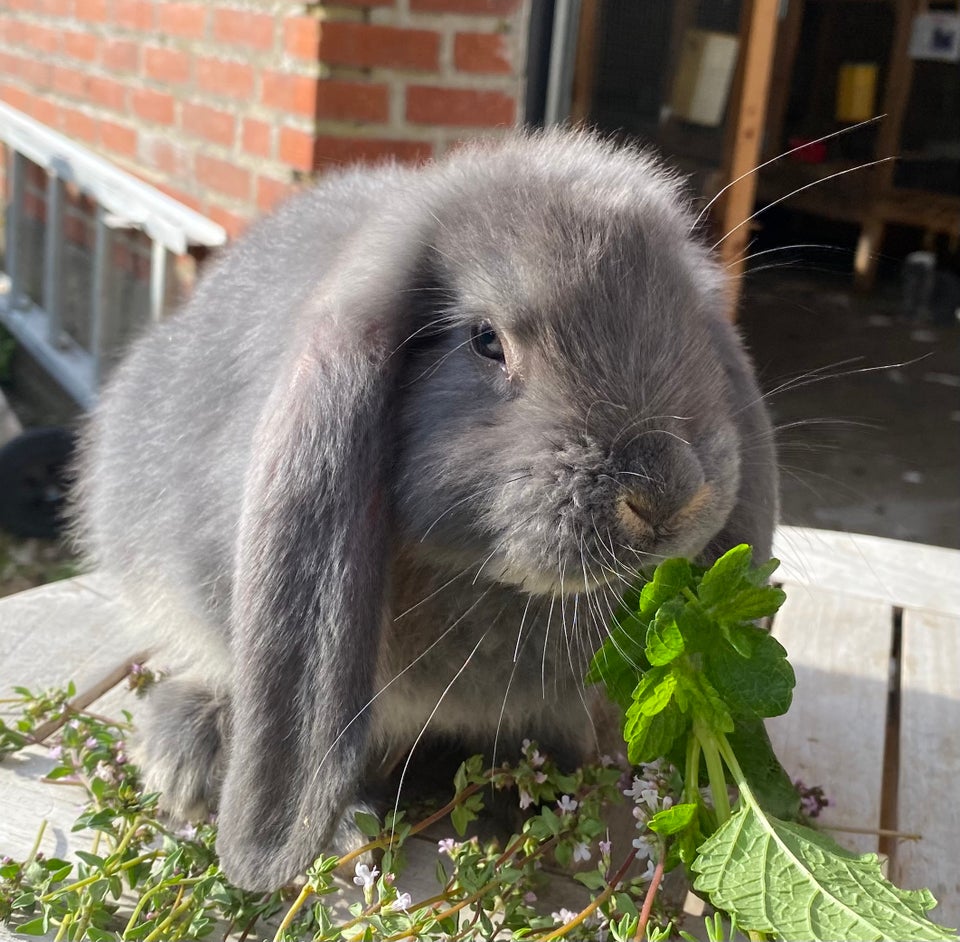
74,130 -> 777,891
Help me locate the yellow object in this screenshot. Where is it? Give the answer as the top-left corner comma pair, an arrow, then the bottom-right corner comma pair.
836,63 -> 878,123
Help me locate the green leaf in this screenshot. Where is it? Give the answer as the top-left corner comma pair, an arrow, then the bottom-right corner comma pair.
645,601 -> 686,666
648,802 -> 697,836
725,716 -> 801,821
586,618 -> 649,710
692,800 -> 958,941
574,869 -> 607,890
638,558 -> 694,618
14,917 -> 49,936
352,811 -> 382,838
697,545 -> 752,607
624,697 -> 687,764
705,630 -> 794,719
633,668 -> 677,717
675,671 -> 733,734
713,585 -> 787,623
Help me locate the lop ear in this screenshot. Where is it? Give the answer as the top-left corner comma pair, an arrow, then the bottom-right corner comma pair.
216,238 -> 427,891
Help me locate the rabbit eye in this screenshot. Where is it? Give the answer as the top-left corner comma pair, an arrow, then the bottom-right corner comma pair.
470,321 -> 505,363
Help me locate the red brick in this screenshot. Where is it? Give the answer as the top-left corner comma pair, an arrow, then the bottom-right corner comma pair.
88,75 -> 127,111
205,204 -> 248,239
410,0 -> 519,10
261,72 -> 316,117
312,135 -> 433,168
196,154 -> 251,201
63,107 -> 97,144
101,38 -> 139,72
143,136 -> 190,177
0,84 -> 30,112
155,181 -> 203,213
52,65 -> 87,98
40,0 -> 73,14
99,120 -> 137,157
144,45 -> 191,84
25,24 -> 60,55
13,55 -> 53,89
316,80 -> 389,123
131,88 -> 175,124
256,175 -> 294,212
31,95 -> 58,127
74,0 -> 108,21
196,57 -> 255,99
113,0 -> 153,31
212,9 -> 275,50
242,118 -> 272,157
278,127 -> 314,172
63,31 -> 99,62
454,32 -> 511,73
406,85 -> 515,126
283,16 -> 320,60
157,2 -> 207,39
319,22 -> 439,71
182,102 -> 235,146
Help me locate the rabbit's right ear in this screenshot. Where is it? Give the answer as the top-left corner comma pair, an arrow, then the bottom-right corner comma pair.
215,228 -> 431,891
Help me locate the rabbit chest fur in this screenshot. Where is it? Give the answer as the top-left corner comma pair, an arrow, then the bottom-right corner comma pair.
75,131 -> 778,891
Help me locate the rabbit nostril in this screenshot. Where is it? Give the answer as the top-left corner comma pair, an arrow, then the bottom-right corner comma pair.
617,493 -> 655,541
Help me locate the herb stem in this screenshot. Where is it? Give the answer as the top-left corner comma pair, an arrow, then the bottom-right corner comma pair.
272,882 -> 314,940
696,724 -> 731,825
634,854 -> 665,940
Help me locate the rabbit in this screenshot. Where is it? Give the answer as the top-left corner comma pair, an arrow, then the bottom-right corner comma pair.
73,129 -> 778,892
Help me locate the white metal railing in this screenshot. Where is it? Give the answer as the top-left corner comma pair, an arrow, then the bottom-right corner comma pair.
0,102 -> 227,408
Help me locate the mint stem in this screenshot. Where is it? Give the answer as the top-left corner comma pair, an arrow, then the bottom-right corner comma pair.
695,723 -> 731,826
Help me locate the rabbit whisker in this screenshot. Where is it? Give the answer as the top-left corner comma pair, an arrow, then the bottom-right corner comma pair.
310,581 -> 498,783
692,114 -> 884,232
713,156 -> 896,252
388,626 -> 494,847
419,474 -> 533,542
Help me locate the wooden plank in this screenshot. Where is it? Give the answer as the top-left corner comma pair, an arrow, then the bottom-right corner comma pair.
0,575 -> 142,696
718,0 -> 780,294
773,525 -> 960,618
766,583 -> 894,854
895,608 -> 960,930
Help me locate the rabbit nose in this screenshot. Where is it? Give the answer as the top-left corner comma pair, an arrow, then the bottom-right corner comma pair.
616,491 -> 656,542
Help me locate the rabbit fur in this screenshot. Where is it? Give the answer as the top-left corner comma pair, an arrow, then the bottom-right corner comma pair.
74,130 -> 778,891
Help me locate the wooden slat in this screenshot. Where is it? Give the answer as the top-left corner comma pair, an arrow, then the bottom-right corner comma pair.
773,525 -> 960,618
766,583 -> 894,854
0,575 -> 141,695
895,608 -> 960,930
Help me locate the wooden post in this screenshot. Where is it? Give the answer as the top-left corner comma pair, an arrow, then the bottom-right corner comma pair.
718,0 -> 780,314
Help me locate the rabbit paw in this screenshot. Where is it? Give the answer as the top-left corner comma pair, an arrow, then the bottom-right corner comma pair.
135,677 -> 229,822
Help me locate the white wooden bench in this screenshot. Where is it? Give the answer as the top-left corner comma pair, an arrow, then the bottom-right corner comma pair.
1,525 -> 958,937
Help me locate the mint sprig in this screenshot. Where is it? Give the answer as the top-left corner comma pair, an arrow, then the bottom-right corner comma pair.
589,544 -> 958,942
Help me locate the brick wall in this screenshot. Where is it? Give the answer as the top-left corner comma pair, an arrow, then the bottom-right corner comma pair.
0,0 -> 530,237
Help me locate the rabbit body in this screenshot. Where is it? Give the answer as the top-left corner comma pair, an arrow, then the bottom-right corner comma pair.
76,131 -> 777,891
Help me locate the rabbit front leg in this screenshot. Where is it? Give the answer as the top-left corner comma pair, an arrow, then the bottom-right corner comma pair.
136,677 -> 229,822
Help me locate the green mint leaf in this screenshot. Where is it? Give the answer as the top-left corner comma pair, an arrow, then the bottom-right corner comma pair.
697,545 -> 753,607
675,670 -> 734,734
712,584 -> 787,623
638,558 -> 695,618
648,802 -> 698,836
624,696 -> 687,764
745,556 -> 781,586
645,600 -> 686,665
705,629 -> 795,719
632,668 -> 677,716
585,616 -> 649,711
725,716 -> 801,820
692,799 -> 958,941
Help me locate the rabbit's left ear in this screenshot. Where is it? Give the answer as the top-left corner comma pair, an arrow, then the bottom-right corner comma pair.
215,232 -> 431,891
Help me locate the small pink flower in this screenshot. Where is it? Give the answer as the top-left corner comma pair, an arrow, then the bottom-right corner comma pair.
437,838 -> 457,856
572,842 -> 591,863
519,788 -> 534,810
557,795 -> 578,814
